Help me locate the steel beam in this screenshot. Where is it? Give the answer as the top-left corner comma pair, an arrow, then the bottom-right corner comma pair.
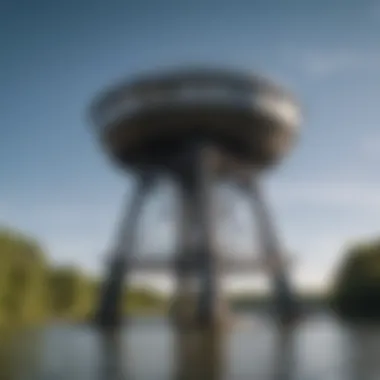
95,174 -> 153,330
248,176 -> 299,325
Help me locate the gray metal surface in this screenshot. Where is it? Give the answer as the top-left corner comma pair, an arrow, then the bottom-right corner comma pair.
89,67 -> 301,169
95,175 -> 153,329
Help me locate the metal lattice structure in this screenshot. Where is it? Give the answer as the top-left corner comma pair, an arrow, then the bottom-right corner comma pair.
88,67 -> 302,330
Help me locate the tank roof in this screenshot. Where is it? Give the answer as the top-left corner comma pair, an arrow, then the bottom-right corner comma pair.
90,67 -> 297,124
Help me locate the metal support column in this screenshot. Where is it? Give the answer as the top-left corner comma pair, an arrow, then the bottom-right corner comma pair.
173,174 -> 197,328
248,176 -> 298,325
95,174 -> 153,330
191,145 -> 219,328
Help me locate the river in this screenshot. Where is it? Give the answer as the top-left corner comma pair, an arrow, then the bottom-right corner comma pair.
1,313 -> 380,380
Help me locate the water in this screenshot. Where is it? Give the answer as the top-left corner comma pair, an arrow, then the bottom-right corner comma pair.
2,314 -> 380,380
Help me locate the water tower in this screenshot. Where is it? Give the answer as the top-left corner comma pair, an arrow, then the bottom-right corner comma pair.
89,67 -> 302,330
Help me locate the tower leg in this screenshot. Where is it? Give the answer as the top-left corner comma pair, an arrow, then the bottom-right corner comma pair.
248,176 -> 298,325
95,175 -> 153,331
173,176 -> 197,329
190,145 -> 219,328
173,143 -> 220,329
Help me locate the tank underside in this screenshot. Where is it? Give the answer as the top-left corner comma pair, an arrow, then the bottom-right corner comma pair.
102,105 -> 294,170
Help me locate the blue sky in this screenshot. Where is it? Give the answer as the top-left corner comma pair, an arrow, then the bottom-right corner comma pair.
1,1 -> 380,291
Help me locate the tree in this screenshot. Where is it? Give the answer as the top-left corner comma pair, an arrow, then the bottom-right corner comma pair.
332,239 -> 380,320
48,267 -> 96,320
0,225 -> 168,328
0,228 -> 48,326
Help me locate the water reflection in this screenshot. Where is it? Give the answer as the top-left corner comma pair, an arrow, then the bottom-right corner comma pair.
2,317 -> 380,379
272,327 -> 295,380
95,326 -> 227,380
95,322 -> 298,380
0,330 -> 17,380
348,326 -> 380,380
174,327 -> 226,380
97,332 -> 124,380
0,328 -> 44,380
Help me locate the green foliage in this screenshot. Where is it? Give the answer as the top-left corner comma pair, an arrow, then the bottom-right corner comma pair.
0,228 -> 48,326
123,287 -> 167,314
47,267 -> 95,320
332,239 -> 380,320
0,226 -> 165,328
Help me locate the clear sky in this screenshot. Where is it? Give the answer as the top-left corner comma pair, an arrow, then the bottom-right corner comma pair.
1,1 -> 380,292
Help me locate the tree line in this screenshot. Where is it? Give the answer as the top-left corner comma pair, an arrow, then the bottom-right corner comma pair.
1,225 -> 380,328
331,239 -> 380,321
0,227 -> 166,328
